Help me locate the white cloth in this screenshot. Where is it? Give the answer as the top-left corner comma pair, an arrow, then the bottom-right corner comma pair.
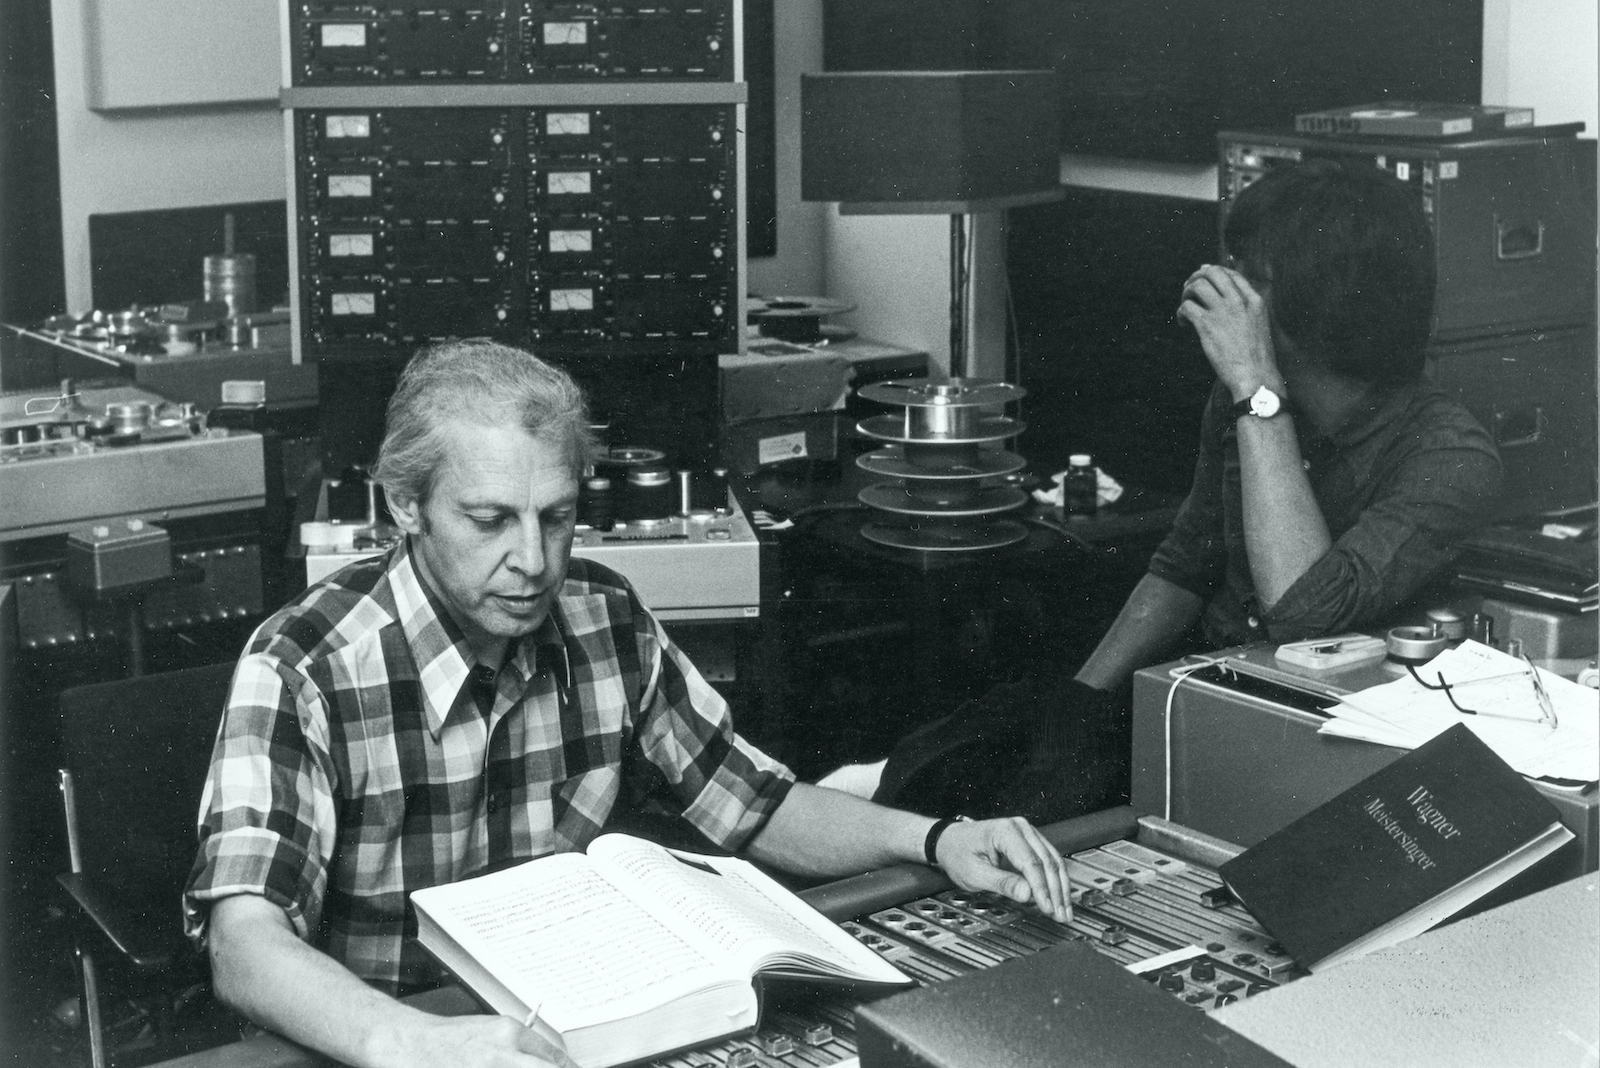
815,759 -> 887,800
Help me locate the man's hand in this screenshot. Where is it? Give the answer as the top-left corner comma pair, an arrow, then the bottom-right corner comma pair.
388,1013 -> 578,1068
749,784 -> 1073,923
1176,263 -> 1281,400
933,816 -> 1072,923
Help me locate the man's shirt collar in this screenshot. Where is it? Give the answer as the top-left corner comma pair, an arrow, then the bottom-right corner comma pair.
388,539 -> 571,738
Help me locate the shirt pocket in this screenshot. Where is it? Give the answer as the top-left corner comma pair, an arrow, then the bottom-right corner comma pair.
549,762 -> 624,850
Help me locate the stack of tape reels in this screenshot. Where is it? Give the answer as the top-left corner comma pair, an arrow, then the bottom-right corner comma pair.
853,377 -> 1030,552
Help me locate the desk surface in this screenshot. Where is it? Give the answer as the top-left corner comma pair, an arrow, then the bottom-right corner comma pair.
1216,872 -> 1600,1067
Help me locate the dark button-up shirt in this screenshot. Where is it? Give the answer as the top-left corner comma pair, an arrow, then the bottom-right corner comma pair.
184,542 -> 794,990
1148,379 -> 1502,646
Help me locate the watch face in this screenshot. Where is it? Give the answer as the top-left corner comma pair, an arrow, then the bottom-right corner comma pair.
1251,387 -> 1281,418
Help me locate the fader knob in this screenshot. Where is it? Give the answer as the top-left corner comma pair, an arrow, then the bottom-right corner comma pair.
803,1024 -> 833,1046
1099,924 -> 1129,946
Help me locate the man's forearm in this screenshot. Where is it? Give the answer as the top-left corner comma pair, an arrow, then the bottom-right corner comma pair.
208,895 -> 571,1068
210,895 -> 443,1067
1234,415 -> 1331,608
746,782 -> 931,878
1075,574 -> 1204,691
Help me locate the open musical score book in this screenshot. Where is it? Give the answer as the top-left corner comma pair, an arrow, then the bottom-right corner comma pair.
411,833 -> 912,1068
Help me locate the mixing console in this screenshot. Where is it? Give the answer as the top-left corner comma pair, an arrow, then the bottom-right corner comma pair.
635,813 -> 1302,1068
147,811 -> 1301,1068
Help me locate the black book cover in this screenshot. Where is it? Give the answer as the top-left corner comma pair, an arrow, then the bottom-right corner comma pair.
1217,724 -> 1564,971
855,941 -> 1292,1068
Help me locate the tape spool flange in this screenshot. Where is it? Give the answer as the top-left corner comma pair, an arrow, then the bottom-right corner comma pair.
856,378 -> 1028,445
856,444 -> 1027,481
748,295 -> 857,344
858,483 -> 1028,518
861,519 -> 1030,553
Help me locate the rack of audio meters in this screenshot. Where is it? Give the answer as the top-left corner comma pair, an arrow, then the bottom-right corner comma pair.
282,1 -> 747,464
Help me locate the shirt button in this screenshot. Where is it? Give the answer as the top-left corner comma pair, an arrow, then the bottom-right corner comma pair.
1247,616 -> 1260,629
486,793 -> 504,814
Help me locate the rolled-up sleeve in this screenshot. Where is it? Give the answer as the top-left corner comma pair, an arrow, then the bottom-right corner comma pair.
1260,435 -> 1503,642
184,653 -> 339,947
629,610 -> 795,853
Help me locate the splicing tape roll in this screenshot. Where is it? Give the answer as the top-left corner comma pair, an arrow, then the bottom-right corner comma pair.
1386,626 -> 1449,663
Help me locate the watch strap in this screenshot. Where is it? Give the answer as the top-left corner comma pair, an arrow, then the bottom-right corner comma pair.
924,815 -> 969,867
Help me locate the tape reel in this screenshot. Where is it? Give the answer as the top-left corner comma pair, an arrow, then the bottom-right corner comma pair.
748,295 -> 857,344
861,519 -> 1029,553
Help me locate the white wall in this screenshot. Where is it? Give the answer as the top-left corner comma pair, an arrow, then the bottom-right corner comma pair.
744,0 -> 826,298
1482,0 -> 1599,133
51,0 -> 285,313
823,213 -> 951,367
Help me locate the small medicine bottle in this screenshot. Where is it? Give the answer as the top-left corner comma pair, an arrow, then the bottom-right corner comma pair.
1063,453 -> 1098,515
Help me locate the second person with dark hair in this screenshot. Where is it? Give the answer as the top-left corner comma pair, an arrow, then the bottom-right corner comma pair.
833,158 -> 1503,823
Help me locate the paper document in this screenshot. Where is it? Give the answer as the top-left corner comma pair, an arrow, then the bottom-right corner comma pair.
1319,641 -> 1599,782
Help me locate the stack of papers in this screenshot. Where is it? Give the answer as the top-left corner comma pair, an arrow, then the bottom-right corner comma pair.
1320,641 -> 1599,783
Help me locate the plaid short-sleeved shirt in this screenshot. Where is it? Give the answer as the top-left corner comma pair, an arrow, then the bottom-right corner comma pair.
184,541 -> 794,990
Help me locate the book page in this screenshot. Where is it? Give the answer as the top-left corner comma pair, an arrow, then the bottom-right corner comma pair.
412,853 -> 733,1030
588,834 -> 907,985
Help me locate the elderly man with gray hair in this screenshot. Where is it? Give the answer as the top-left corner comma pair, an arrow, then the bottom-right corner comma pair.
184,339 -> 1072,1068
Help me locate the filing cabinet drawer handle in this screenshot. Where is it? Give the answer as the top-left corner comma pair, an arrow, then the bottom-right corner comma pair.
1491,404 -> 1547,449
1494,216 -> 1545,261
